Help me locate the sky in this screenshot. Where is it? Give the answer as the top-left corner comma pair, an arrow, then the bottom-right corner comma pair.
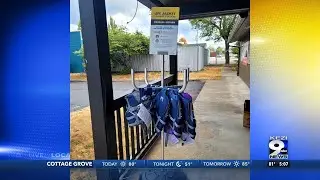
70,0 -> 225,49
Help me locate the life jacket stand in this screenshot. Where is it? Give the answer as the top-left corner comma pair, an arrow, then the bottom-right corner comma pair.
131,55 -> 189,160
128,55 -> 190,180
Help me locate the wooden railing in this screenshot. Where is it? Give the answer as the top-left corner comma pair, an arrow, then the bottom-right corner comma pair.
111,75 -> 174,161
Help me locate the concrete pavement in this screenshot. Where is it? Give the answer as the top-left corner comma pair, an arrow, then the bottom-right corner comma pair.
70,81 -> 146,111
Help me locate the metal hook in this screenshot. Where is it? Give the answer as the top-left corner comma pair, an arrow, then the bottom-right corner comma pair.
131,69 -> 139,91
144,68 -> 150,85
178,69 -> 188,93
186,68 -> 190,82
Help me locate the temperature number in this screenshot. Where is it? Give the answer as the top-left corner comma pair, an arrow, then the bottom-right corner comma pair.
242,161 -> 250,167
185,162 -> 192,167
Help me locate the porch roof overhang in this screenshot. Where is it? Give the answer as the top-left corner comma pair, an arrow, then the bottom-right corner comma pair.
228,12 -> 250,43
138,0 -> 250,20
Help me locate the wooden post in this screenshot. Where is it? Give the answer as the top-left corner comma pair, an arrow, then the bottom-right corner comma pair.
169,55 -> 178,85
78,0 -> 118,179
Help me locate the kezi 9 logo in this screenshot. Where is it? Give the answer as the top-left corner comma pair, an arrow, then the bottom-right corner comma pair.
269,136 -> 288,159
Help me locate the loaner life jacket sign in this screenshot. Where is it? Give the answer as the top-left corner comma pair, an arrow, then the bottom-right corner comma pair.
149,7 -> 180,55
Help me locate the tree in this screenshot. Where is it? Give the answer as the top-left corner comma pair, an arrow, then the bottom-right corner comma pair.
216,47 -> 223,55
108,17 -> 117,30
178,37 -> 188,44
190,15 -> 237,64
74,16 -> 149,74
231,41 -> 240,56
231,46 -> 239,55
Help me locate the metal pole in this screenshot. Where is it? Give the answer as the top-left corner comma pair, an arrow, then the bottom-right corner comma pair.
161,55 -> 165,160
161,55 -> 165,87
196,30 -> 200,71
216,53 -> 218,65
237,46 -> 241,76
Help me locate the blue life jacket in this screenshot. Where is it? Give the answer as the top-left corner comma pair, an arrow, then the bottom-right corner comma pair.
124,90 -> 144,126
166,88 -> 183,138
140,85 -> 162,125
124,86 -> 160,127
179,93 -> 196,140
125,86 -> 196,143
154,88 -> 170,133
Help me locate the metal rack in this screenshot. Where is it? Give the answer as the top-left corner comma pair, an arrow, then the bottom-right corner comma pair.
130,55 -> 189,160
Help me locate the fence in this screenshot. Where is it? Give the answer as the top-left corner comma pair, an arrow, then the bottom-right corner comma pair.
112,45 -> 209,72
112,55 -> 170,72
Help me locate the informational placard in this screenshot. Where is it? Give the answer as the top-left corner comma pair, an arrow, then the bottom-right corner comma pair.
149,7 -> 180,55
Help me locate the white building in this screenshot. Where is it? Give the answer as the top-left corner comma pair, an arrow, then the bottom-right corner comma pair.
228,12 -> 250,87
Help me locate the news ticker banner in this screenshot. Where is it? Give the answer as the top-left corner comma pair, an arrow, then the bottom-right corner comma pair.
2,160 -> 320,169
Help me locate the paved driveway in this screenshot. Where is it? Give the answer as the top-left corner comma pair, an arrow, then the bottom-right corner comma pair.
70,81 -> 204,112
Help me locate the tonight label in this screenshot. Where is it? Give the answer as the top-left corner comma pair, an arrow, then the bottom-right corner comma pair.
147,161 -> 178,168
153,162 -> 175,167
